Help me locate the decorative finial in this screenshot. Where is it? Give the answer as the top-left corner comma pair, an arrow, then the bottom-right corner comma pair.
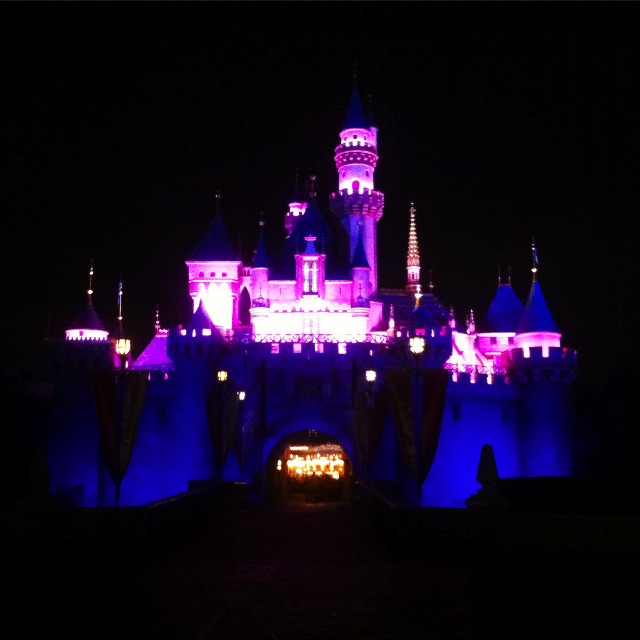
88,259 -> 94,304
308,175 -> 316,199
498,266 -> 502,285
352,61 -> 358,83
508,266 -> 512,285
531,236 -> 539,280
215,191 -> 222,216
155,304 -> 160,333
117,276 -> 123,325
428,269 -> 434,294
467,309 -> 476,335
259,211 -> 265,228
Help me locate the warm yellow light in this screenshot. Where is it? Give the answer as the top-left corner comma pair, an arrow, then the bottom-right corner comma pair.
365,369 -> 376,383
115,338 -> 131,356
409,336 -> 425,355
217,370 -> 228,382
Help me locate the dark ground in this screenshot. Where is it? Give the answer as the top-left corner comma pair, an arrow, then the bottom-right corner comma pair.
2,487 -> 640,640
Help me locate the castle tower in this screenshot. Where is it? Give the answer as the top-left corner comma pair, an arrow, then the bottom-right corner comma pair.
65,260 -> 110,343
251,214 -> 270,304
63,260 -> 112,374
513,239 -> 561,354
284,174 -> 307,238
329,75 -> 384,293
406,203 -> 421,299
185,192 -> 242,335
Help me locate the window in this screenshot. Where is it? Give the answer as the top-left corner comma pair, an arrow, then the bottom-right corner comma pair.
210,272 -> 215,277
303,260 -> 318,294
490,337 -> 497,345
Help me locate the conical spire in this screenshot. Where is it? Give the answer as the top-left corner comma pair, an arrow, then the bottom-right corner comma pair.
186,297 -> 216,334
407,203 -> 420,268
188,191 -> 240,261
343,66 -> 368,130
253,212 -> 270,268
517,280 -> 558,333
67,260 -> 107,335
406,203 -> 421,295
517,240 -> 558,333
487,267 -> 524,332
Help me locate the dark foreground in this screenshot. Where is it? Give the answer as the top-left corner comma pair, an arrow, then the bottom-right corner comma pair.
2,490 -> 640,639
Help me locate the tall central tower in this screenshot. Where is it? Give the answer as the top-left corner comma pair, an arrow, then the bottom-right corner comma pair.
330,81 -> 384,293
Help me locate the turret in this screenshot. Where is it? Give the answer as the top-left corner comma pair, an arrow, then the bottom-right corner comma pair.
65,260 -> 109,343
284,174 -> 307,238
63,260 -> 111,374
513,239 -> 561,354
329,74 -> 384,293
185,192 -> 242,335
251,213 -> 270,306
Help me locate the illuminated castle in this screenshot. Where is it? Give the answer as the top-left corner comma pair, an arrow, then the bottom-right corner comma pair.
43,80 -> 578,509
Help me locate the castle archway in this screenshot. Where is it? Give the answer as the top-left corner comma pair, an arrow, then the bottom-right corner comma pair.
264,430 -> 352,505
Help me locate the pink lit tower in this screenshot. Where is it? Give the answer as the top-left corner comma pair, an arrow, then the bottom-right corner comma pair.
329,72 -> 384,294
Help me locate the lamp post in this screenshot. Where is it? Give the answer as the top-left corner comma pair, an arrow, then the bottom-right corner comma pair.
364,368 -> 376,481
409,335 -> 425,499
113,336 -> 130,506
237,390 -> 246,477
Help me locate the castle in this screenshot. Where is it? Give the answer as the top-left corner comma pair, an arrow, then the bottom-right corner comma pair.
40,81 -> 578,509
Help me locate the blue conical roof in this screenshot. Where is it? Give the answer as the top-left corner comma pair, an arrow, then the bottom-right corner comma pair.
188,214 -> 239,262
253,228 -> 270,268
186,298 -> 215,333
343,85 -> 368,130
487,283 -> 524,332
69,303 -> 106,332
517,280 -> 558,333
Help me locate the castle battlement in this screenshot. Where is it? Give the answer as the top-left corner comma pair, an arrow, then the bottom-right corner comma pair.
507,346 -> 578,368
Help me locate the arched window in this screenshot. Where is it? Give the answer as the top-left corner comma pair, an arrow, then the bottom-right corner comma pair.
239,288 -> 251,326
303,260 -> 318,294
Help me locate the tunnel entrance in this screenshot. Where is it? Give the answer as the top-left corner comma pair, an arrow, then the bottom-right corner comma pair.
265,430 -> 352,505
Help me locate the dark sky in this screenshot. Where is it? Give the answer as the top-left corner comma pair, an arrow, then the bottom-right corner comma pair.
3,3 -> 639,385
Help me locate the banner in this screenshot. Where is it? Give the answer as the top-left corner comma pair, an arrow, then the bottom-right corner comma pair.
352,385 -> 388,474
386,367 -> 448,491
92,370 -> 148,504
206,385 -> 239,475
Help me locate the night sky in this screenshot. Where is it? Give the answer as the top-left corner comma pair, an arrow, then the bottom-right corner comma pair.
3,3 -> 639,387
